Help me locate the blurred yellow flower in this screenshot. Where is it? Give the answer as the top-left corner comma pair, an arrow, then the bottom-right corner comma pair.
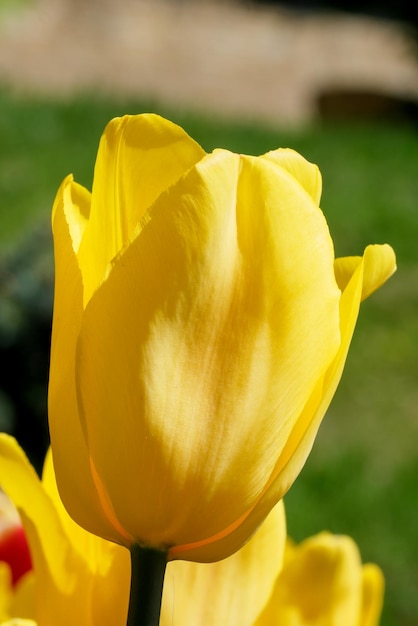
254,532 -> 384,626
48,114 -> 396,561
0,435 -> 130,626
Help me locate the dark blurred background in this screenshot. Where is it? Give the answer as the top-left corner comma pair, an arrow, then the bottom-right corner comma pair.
259,0 -> 418,32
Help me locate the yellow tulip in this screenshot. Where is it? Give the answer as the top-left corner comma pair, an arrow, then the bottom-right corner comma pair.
48,114 -> 396,561
0,435 -> 130,626
254,532 -> 384,626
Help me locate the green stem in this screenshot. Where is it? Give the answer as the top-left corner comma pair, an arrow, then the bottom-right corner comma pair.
127,544 -> 167,626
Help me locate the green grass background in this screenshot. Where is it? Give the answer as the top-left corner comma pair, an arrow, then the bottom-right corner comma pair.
0,86 -> 417,625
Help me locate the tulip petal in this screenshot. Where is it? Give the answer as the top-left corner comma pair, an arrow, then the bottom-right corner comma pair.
89,545 -> 130,626
77,114 -> 206,305
43,449 -> 130,625
52,175 -> 90,255
76,148 -> 340,555
261,148 -> 322,205
49,177 -> 119,544
41,449 -> 119,568
161,501 -> 286,626
0,435 -> 93,626
0,562 -> 12,622
333,256 -> 362,296
362,244 -> 397,300
334,243 -> 396,302
359,564 -> 385,626
0,438 -> 129,626
10,572 -> 35,622
255,532 -> 363,625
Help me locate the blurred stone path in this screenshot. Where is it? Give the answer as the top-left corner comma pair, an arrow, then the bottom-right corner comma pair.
1,0 -> 418,124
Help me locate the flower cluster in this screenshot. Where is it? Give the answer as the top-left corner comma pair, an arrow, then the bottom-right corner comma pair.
0,436 -> 383,626
0,114 -> 395,625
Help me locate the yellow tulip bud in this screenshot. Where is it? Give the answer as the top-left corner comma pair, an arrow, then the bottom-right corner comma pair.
48,114 -> 396,561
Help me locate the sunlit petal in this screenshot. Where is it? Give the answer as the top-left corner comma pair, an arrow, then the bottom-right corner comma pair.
77,114 -> 206,305
261,147 -> 322,204
49,179 -> 119,543
334,243 -> 396,302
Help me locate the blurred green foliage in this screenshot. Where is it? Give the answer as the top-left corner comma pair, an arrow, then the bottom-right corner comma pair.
0,87 -> 416,626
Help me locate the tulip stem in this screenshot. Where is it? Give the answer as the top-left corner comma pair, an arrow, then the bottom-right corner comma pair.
127,544 -> 167,626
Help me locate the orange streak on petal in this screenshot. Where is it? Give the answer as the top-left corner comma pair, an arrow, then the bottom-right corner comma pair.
168,507 -> 251,559
169,477 -> 277,559
89,458 -> 134,546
